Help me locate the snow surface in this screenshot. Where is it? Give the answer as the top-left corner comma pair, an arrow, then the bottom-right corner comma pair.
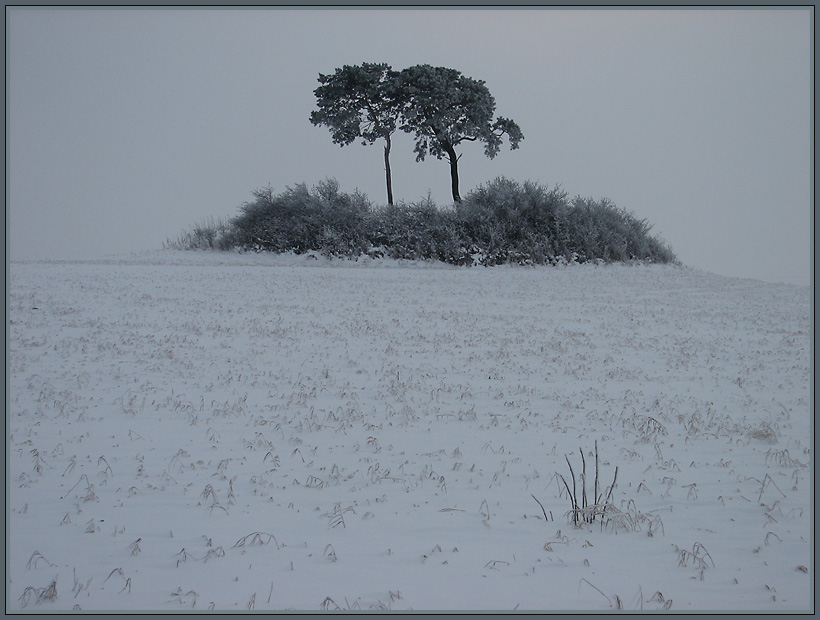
6,249 -> 812,612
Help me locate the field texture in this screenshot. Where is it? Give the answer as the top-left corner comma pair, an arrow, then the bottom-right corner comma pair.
6,250 -> 812,612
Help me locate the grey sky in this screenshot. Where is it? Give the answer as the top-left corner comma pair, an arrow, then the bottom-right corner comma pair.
7,7 -> 812,285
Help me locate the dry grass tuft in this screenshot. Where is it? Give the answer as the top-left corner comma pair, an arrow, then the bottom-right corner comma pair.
323,503 -> 355,528
18,579 -> 58,608
232,531 -> 280,550
747,422 -> 778,443
320,596 -> 340,610
599,500 -> 664,536
675,542 -> 715,569
765,449 -> 806,468
556,441 -> 619,527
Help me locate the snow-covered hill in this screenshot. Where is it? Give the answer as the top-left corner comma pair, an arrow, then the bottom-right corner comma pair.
7,250 -> 812,611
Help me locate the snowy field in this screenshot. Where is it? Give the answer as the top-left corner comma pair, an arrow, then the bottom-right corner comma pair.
6,250 -> 812,612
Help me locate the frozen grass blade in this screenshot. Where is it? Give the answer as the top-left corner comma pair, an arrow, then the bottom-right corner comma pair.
26,551 -> 56,570
594,441 -> 600,506
579,578 -> 611,608
758,474 -> 787,502
531,494 -> 551,522
580,447 -> 587,512
128,538 -> 142,556
566,455 -> 578,524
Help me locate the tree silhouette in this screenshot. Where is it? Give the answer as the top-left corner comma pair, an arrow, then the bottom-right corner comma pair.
310,63 -> 404,205
396,65 -> 523,203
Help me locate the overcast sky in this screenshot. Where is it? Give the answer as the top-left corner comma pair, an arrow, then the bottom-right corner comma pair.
7,7 -> 812,285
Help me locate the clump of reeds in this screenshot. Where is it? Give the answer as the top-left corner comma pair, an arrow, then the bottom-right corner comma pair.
557,441 -> 618,527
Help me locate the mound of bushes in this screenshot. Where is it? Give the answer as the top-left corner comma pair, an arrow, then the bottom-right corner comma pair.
168,177 -> 677,266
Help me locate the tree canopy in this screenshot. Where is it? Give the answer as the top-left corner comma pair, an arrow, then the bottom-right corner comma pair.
396,65 -> 523,203
309,63 -> 403,205
310,63 -> 523,204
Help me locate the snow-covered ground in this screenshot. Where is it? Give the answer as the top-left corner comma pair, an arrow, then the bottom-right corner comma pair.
6,250 -> 812,612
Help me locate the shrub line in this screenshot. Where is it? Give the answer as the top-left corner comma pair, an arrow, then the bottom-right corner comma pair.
168,177 -> 677,267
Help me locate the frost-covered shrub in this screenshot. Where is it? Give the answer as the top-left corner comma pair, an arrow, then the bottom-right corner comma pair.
165,217 -> 236,251
369,197 -> 468,263
230,179 -> 371,257
179,176 -> 676,266
459,177 -> 675,265
560,196 -> 675,264
459,177 -> 568,264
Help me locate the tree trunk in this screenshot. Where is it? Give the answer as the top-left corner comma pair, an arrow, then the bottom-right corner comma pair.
384,135 -> 394,206
444,143 -> 461,203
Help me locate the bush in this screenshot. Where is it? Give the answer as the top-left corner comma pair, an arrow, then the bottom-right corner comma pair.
459,177 -> 568,264
458,177 -> 675,265
230,179 -> 371,257
559,195 -> 675,264
369,196 -> 469,263
164,216 -> 236,251
173,177 -> 677,267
